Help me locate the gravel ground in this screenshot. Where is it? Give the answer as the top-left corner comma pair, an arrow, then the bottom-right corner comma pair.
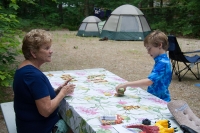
1,30 -> 200,133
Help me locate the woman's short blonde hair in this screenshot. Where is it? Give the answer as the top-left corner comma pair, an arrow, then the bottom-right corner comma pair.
22,29 -> 52,59
144,30 -> 168,51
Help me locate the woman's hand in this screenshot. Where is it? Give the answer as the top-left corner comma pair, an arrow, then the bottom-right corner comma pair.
60,84 -> 75,96
55,78 -> 72,94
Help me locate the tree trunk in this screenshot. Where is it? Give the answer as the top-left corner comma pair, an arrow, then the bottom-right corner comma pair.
160,0 -> 163,7
39,0 -> 46,19
138,2 -> 142,8
148,0 -> 153,8
148,0 -> 154,14
84,0 -> 89,17
2,0 -> 9,8
58,3 -> 63,24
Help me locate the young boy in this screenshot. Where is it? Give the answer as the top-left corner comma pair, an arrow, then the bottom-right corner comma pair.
116,30 -> 172,102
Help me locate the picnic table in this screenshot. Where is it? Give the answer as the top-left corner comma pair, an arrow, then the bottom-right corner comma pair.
44,68 -> 183,133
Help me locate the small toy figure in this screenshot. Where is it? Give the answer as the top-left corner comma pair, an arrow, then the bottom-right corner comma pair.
126,124 -> 159,133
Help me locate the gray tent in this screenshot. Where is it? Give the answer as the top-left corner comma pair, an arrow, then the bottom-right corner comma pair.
77,16 -> 102,37
98,21 -> 106,33
100,4 -> 151,40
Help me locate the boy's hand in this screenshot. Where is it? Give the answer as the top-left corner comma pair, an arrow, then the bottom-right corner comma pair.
115,83 -> 127,94
118,88 -> 125,95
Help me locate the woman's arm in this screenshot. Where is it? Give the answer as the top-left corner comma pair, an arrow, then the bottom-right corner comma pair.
35,84 -> 75,117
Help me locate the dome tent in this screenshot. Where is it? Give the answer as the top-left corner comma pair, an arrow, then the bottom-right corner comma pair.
98,20 -> 106,33
77,16 -> 102,37
100,4 -> 151,41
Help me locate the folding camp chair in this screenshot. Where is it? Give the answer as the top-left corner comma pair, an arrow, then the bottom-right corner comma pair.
168,35 -> 200,81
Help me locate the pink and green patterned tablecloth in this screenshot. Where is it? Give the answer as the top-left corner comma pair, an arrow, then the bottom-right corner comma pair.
44,68 -> 182,133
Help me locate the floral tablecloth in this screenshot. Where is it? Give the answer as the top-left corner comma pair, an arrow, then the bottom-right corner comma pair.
44,68 -> 182,133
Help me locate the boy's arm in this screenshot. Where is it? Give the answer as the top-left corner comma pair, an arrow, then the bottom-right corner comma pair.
127,78 -> 153,88
116,78 -> 153,92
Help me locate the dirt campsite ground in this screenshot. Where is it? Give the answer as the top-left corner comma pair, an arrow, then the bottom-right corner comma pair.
0,30 -> 200,133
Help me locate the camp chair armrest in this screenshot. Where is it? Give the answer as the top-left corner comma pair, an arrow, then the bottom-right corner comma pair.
183,50 -> 200,54
174,52 -> 184,55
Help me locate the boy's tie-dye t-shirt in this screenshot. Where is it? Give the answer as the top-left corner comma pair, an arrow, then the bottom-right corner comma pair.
147,53 -> 172,102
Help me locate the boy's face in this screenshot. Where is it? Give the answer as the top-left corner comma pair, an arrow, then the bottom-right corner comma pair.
146,45 -> 164,58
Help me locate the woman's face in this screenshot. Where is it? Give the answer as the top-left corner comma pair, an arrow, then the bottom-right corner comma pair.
34,43 -> 53,63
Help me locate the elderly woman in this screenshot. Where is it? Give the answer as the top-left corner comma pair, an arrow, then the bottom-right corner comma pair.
13,29 -> 75,133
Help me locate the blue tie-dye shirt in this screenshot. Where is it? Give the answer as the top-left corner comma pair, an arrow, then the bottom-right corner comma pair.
147,53 -> 172,102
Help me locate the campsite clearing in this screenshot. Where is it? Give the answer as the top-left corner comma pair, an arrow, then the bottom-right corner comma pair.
0,30 -> 200,133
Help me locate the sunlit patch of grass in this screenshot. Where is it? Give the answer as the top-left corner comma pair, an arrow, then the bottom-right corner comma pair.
177,38 -> 200,52
126,49 -> 140,54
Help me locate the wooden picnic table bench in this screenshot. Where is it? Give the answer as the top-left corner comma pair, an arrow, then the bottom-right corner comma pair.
0,102 -> 17,133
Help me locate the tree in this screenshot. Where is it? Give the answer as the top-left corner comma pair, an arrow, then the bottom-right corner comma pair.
0,1 -> 21,87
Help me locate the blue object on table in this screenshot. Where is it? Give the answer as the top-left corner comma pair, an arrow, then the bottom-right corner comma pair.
194,83 -> 200,87
100,115 -> 116,120
142,119 -> 151,125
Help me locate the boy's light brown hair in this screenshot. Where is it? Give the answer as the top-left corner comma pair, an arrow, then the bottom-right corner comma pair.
144,30 -> 169,51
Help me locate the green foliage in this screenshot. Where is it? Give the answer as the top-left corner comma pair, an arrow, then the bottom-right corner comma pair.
0,1 -> 22,87
141,2 -> 200,38
14,0 -> 200,38
62,6 -> 84,28
0,29 -> 22,87
15,0 -> 146,30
